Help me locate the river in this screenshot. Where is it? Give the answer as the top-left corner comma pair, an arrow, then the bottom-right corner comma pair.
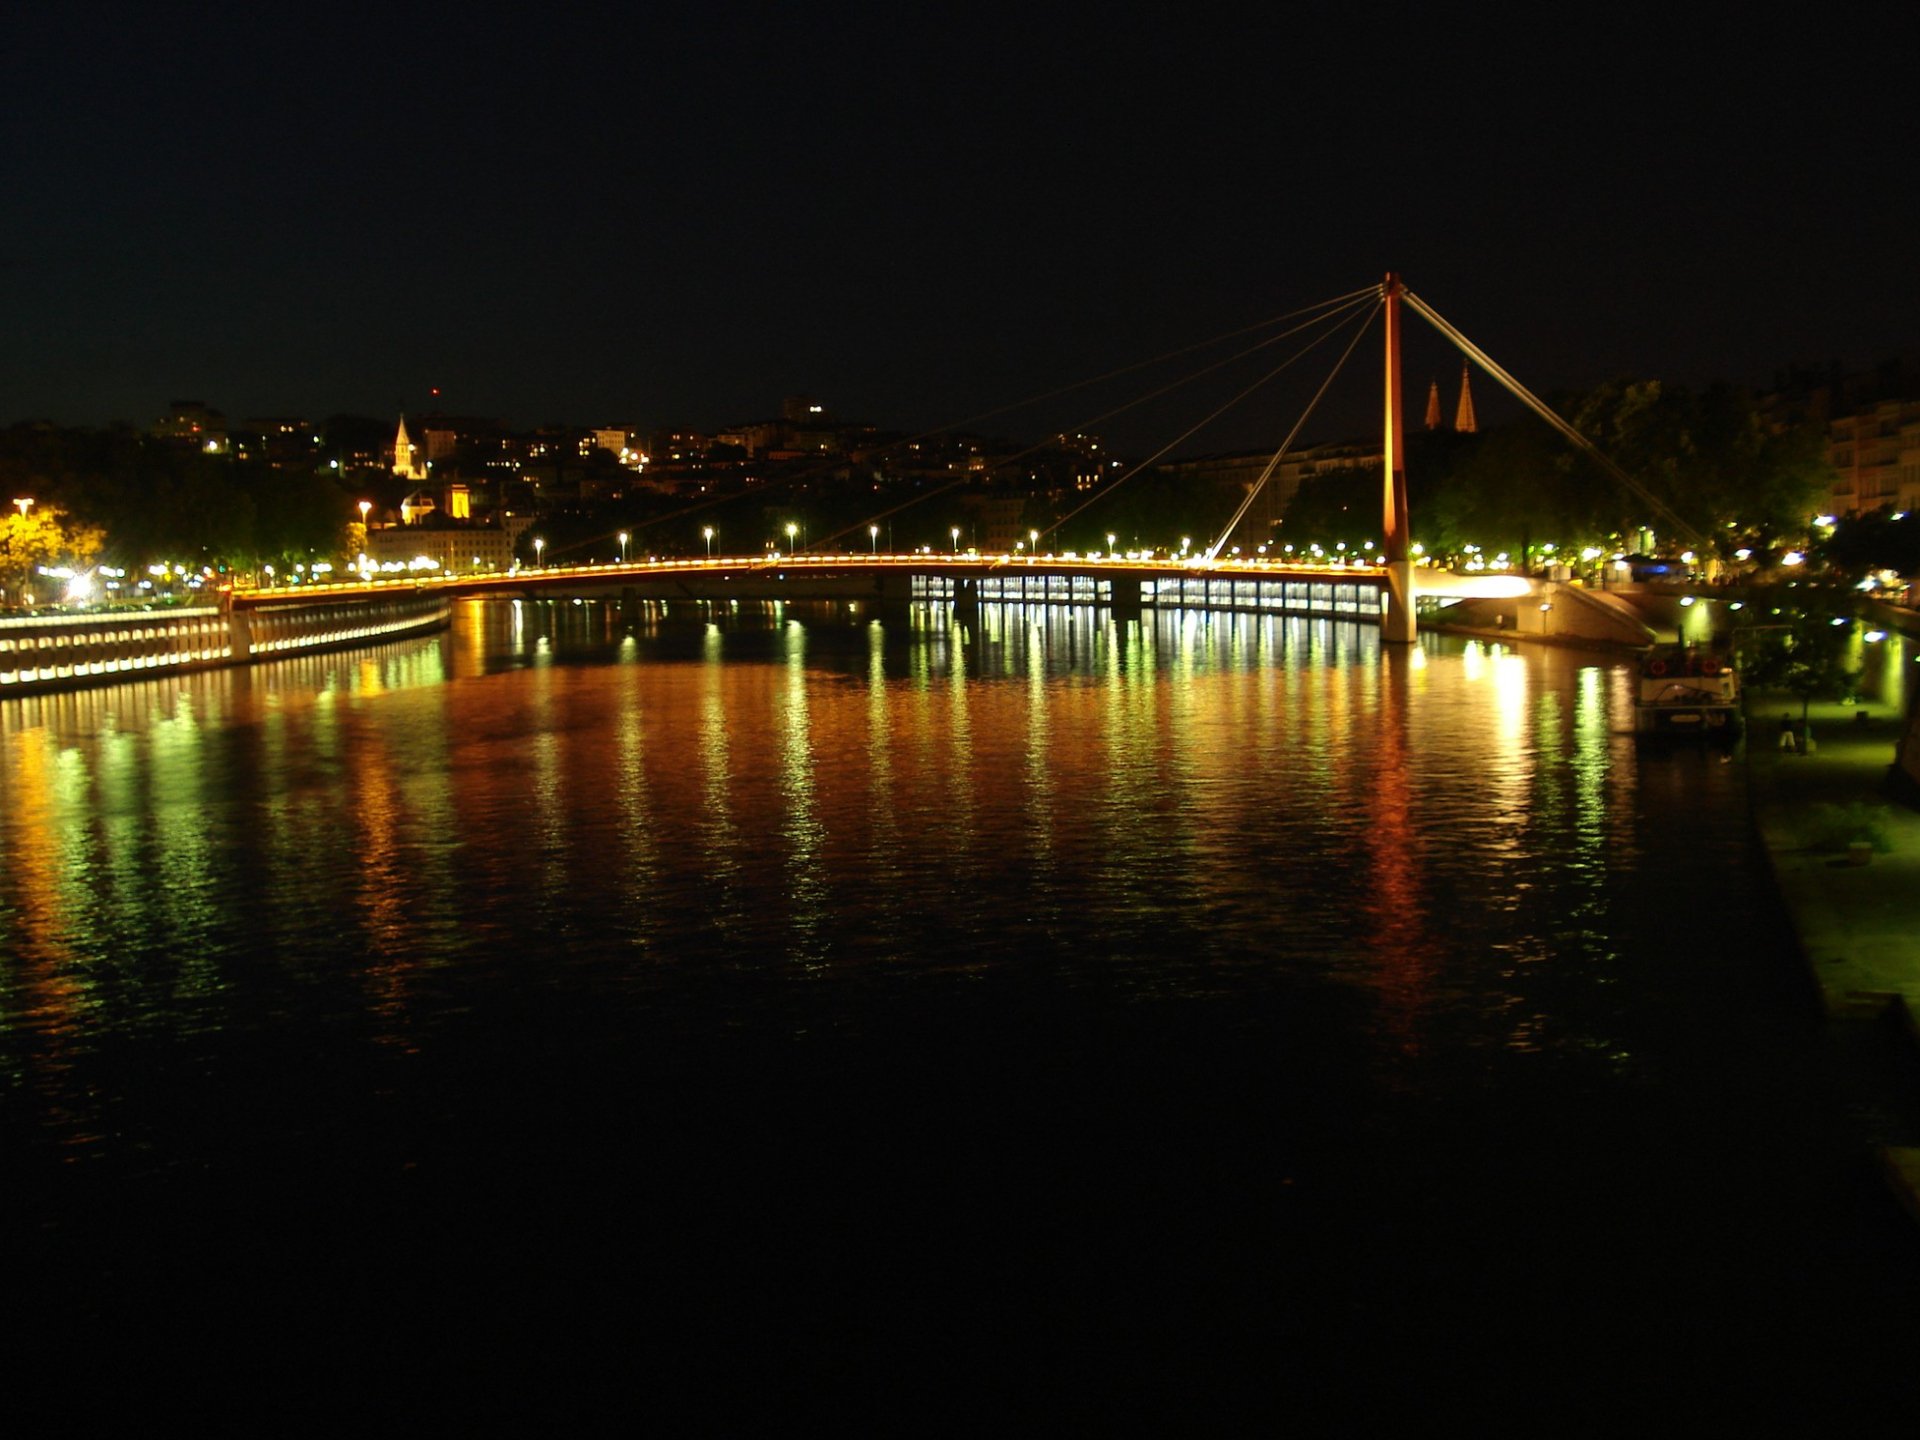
3,598 -> 1915,1422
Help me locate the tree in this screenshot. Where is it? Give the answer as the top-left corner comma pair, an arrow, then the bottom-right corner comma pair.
244,462 -> 357,568
1068,465 -> 1241,554
1275,466 -> 1377,552
0,503 -> 106,606
1415,418 -> 1597,558
1396,381 -> 1834,567
1735,591 -> 1861,730
1823,507 -> 1920,580
1569,381 -> 1829,556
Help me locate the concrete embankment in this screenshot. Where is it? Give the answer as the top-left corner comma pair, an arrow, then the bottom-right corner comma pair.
1744,695 -> 1920,1228
0,591 -> 449,697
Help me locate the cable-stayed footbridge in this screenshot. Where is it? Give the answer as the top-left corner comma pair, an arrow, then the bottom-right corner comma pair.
244,274 -> 1676,646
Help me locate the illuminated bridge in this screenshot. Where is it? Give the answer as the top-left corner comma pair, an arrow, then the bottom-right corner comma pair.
9,272 -> 1677,700
262,271 -> 1654,641
1,554 -> 1604,701
238,551 -> 1532,625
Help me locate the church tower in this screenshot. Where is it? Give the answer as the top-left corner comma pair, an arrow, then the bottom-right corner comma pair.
1424,379 -> 1442,430
1453,363 -> 1478,434
392,414 -> 427,481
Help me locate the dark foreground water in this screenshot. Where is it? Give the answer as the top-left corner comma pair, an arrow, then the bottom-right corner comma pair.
3,599 -> 1916,1423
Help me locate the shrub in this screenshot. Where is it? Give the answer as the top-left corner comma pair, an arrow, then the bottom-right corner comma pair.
1801,801 -> 1895,854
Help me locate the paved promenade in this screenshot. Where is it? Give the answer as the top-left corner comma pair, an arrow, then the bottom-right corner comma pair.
1744,693 -> 1920,1225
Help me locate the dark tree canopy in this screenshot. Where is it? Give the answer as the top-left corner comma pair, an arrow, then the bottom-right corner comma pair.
1384,380 -> 1833,563
1822,508 -> 1920,579
1735,588 -> 1863,722
0,422 -> 360,576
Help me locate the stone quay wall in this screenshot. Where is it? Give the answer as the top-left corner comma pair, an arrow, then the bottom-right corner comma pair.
0,593 -> 450,697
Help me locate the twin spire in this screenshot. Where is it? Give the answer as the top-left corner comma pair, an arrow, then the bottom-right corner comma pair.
1423,363 -> 1478,434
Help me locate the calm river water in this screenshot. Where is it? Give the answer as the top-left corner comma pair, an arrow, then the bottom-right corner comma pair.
3,599 -> 1916,1422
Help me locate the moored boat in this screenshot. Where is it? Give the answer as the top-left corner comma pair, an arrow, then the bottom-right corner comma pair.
1633,645 -> 1740,740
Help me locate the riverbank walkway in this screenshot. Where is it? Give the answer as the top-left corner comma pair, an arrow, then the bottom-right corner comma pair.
1744,693 -> 1920,1225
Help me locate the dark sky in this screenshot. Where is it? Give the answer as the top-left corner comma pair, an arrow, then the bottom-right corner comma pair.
4,2 -> 1914,452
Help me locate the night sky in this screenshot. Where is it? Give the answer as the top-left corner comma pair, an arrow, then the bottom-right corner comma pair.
5,2 -> 1914,451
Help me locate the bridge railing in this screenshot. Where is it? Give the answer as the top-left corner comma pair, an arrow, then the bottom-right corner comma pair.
224,553 -> 1400,627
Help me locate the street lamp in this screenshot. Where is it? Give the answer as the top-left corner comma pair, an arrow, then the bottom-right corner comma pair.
1029,529 -> 1039,555
1107,532 -> 1116,557
703,526 -> 714,559
869,524 -> 879,555
785,522 -> 797,555
951,526 -> 960,553
533,537 -> 545,568
13,497 -> 33,518
618,531 -> 629,563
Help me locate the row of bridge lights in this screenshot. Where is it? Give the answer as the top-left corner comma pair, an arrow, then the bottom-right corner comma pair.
345,528 -> 1411,579
514,526 -> 1420,571
592,522 -> 976,562
338,497 -> 1901,580
584,530 -> 1878,573
562,528 -> 1393,567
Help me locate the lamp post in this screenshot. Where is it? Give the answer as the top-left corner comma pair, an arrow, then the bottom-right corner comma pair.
869,524 -> 879,555
14,497 -> 34,518
1030,529 -> 1039,556
618,531 -> 629,564
785,522 -> 797,556
533,537 -> 545,569
951,526 -> 960,554
1107,532 -> 1117,557
703,526 -> 714,559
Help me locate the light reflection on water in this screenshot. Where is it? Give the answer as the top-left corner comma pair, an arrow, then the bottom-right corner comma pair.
8,596 -> 1916,1407
0,599 -> 1728,1120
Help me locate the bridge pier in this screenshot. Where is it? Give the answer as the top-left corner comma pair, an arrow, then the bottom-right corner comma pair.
1382,560 -> 1416,645
1108,576 -> 1143,620
875,571 -> 914,625
954,577 -> 980,618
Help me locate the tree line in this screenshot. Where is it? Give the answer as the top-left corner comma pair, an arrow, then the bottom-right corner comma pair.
0,423 -> 357,601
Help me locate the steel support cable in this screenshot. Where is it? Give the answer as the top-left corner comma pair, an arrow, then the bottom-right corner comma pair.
1205,301 -> 1381,561
904,283 -> 1384,442
816,290 -> 1380,551
1045,299 -> 1377,544
1399,287 -> 1708,549
558,287 -> 1383,556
